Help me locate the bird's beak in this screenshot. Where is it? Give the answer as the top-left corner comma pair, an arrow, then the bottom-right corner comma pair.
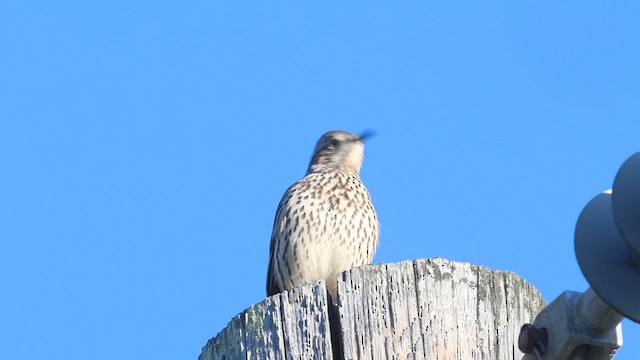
358,130 -> 376,142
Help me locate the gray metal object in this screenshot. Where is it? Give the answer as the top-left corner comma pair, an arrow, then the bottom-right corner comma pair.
612,152 -> 640,257
520,151 -> 640,359
575,192 -> 640,323
521,289 -> 622,360
575,152 -> 640,323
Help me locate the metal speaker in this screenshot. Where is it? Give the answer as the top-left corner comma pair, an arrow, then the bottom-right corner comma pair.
612,152 -> 640,257
574,152 -> 640,324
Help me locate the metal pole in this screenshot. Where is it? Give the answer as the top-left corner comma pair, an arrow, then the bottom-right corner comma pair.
575,288 -> 624,334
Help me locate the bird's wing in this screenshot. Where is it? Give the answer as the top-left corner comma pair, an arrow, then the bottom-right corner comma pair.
266,184 -> 294,297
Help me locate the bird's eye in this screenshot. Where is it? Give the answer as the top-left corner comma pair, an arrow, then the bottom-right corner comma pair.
328,140 -> 338,149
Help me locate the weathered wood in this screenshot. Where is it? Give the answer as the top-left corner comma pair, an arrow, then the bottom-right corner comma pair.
280,284 -> 333,359
199,281 -> 333,360
199,258 -> 546,360
337,258 -> 546,360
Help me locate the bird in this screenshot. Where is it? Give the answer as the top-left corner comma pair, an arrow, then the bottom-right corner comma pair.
266,130 -> 379,302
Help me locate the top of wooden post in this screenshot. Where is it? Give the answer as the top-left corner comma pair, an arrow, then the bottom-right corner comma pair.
199,257 -> 546,360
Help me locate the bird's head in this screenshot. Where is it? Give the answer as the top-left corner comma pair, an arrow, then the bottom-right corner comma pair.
307,130 -> 374,175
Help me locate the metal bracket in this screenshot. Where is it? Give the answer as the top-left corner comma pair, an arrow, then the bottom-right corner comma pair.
520,289 -> 622,360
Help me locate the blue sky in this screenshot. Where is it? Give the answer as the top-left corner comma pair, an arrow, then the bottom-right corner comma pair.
1,2 -> 639,359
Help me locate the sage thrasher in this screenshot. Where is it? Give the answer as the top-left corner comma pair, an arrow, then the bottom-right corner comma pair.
266,130 -> 379,301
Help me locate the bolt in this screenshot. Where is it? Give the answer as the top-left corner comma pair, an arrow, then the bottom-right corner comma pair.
518,323 -> 548,355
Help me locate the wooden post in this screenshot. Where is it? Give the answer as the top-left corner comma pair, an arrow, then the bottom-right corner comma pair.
198,258 -> 546,360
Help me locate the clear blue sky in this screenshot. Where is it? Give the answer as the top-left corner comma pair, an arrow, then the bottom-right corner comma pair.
1,2 -> 639,359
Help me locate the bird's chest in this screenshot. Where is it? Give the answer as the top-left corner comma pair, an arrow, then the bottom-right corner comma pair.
288,173 -> 372,246
302,173 -> 366,215
276,172 -> 377,283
